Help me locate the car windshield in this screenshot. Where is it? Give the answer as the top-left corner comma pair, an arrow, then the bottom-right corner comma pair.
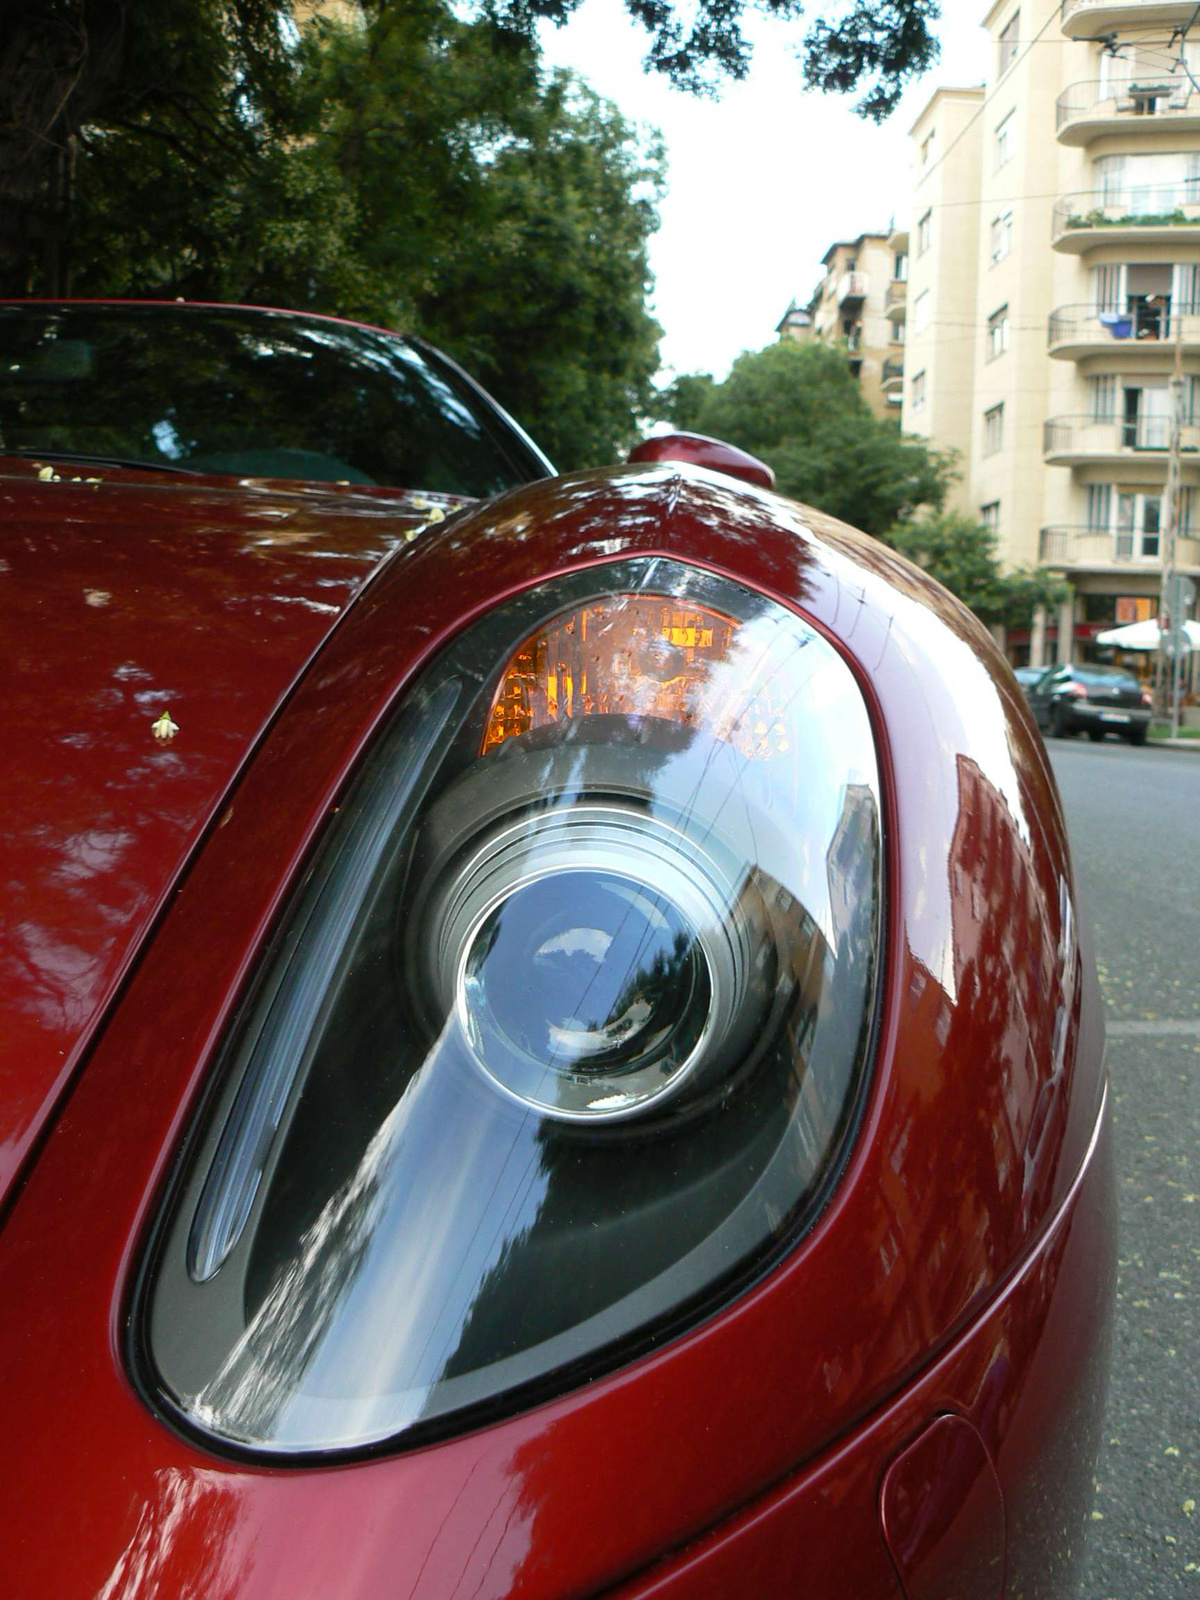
1075,667 -> 1139,688
0,304 -> 550,498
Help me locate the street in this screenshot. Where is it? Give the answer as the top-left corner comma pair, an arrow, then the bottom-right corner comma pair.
1048,741 -> 1200,1597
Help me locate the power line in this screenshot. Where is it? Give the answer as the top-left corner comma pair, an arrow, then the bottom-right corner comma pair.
906,10 -> 1200,216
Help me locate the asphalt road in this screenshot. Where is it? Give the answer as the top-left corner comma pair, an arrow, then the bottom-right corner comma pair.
1046,740 -> 1199,1598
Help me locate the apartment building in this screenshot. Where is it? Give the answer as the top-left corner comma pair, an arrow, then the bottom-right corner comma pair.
901,0 -> 1200,665
904,89 -> 986,505
780,233 -> 909,418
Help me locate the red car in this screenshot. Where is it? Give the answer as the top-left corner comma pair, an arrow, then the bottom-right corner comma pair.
0,302 -> 1114,1599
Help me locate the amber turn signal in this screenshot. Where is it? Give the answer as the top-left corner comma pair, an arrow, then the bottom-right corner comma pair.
482,595 -> 740,754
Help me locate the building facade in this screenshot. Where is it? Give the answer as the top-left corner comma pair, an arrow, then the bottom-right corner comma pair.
780,233 -> 909,419
901,0 -> 1200,665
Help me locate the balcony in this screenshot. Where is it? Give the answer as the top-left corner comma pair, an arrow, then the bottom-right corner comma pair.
1060,1 -> 1200,39
1039,525 -> 1200,571
838,272 -> 869,306
1052,186 -> 1200,251
885,279 -> 908,318
881,356 -> 904,405
1056,78 -> 1200,145
1043,415 -> 1200,466
1047,303 -> 1200,357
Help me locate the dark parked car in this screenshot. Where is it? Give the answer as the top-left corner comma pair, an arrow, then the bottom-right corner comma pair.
0,302 -> 1113,1600
1028,662 -> 1152,744
1014,665 -> 1044,698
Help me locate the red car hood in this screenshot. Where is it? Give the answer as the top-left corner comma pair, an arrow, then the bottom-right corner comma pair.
0,461 -> 456,1209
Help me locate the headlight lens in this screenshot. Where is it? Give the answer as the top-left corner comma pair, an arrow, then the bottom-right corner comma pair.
139,558 -> 883,1456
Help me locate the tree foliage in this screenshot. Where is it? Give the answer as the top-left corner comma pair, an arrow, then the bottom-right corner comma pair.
4,2 -> 663,469
0,0 -> 297,290
661,340 -> 953,537
0,0 -> 943,462
882,511 -> 1069,628
488,0 -> 939,103
0,0 -> 941,289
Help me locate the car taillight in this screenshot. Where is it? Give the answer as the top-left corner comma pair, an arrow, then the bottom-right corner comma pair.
1066,682 -> 1087,700
1140,690 -> 1153,709
138,559 -> 883,1457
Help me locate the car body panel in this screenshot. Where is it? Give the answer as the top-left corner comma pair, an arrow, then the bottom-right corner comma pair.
610,1097 -> 1114,1600
0,458 -> 452,1208
0,463 -> 1110,1598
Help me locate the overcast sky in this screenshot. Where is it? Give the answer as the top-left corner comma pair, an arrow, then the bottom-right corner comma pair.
538,3 -> 989,381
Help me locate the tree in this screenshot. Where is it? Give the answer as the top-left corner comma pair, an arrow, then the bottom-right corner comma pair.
413,84 -> 664,469
0,0 -> 297,294
487,0 -> 940,106
882,510 -> 1069,628
655,372 -> 716,432
0,0 -> 941,296
36,5 -> 664,469
663,340 -> 953,537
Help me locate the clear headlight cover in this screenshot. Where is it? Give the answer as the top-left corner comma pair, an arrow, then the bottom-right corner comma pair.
139,558 -> 883,1457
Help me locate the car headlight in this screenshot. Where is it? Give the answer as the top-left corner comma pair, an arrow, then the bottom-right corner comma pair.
137,557 -> 883,1457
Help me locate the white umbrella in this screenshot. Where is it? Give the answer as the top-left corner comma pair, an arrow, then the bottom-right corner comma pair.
1094,618 -> 1200,650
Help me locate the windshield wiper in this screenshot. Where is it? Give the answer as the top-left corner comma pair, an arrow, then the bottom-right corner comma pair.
1,447 -> 204,476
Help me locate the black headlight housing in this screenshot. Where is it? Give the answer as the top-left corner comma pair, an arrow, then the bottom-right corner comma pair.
137,558 -> 883,1458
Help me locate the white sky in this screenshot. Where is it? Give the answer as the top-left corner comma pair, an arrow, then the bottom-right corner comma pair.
538,3 -> 989,380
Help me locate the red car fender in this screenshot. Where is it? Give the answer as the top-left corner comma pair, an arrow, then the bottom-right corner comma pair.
0,464 -> 1110,1599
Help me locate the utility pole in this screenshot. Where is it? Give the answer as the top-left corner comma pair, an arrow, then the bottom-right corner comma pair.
1156,295 -> 1186,739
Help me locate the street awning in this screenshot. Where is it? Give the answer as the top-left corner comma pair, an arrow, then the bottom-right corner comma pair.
1095,618 -> 1200,650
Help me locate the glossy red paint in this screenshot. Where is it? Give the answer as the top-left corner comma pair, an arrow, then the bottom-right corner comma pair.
0,462 -> 1112,1598
627,431 -> 776,491
0,458 -> 446,1209
609,1100 -> 1113,1600
880,1415 -> 1004,1600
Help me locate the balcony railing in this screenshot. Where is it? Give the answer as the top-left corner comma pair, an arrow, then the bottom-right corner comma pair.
838,271 -> 869,304
1052,185 -> 1200,244
1056,77 -> 1199,137
884,279 -> 908,315
1044,415 -> 1200,461
1040,525 -> 1200,567
1047,302 -> 1200,352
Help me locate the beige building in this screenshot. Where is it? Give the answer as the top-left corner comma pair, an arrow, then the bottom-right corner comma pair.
901,0 -> 1200,665
780,232 -> 909,418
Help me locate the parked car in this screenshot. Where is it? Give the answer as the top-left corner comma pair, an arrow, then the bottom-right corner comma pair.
1028,662 -> 1152,744
0,302 -> 1114,1600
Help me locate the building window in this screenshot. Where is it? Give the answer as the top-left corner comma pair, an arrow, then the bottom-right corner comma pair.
921,130 -> 936,166
1086,484 -> 1113,533
912,370 -> 927,412
914,289 -> 931,333
890,319 -> 906,345
981,501 -> 1000,536
1087,374 -> 1117,420
991,209 -> 1012,263
998,10 -> 1020,76
994,111 -> 1015,171
984,403 -> 1005,455
986,305 -> 1010,361
916,209 -> 932,255
893,251 -> 908,281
